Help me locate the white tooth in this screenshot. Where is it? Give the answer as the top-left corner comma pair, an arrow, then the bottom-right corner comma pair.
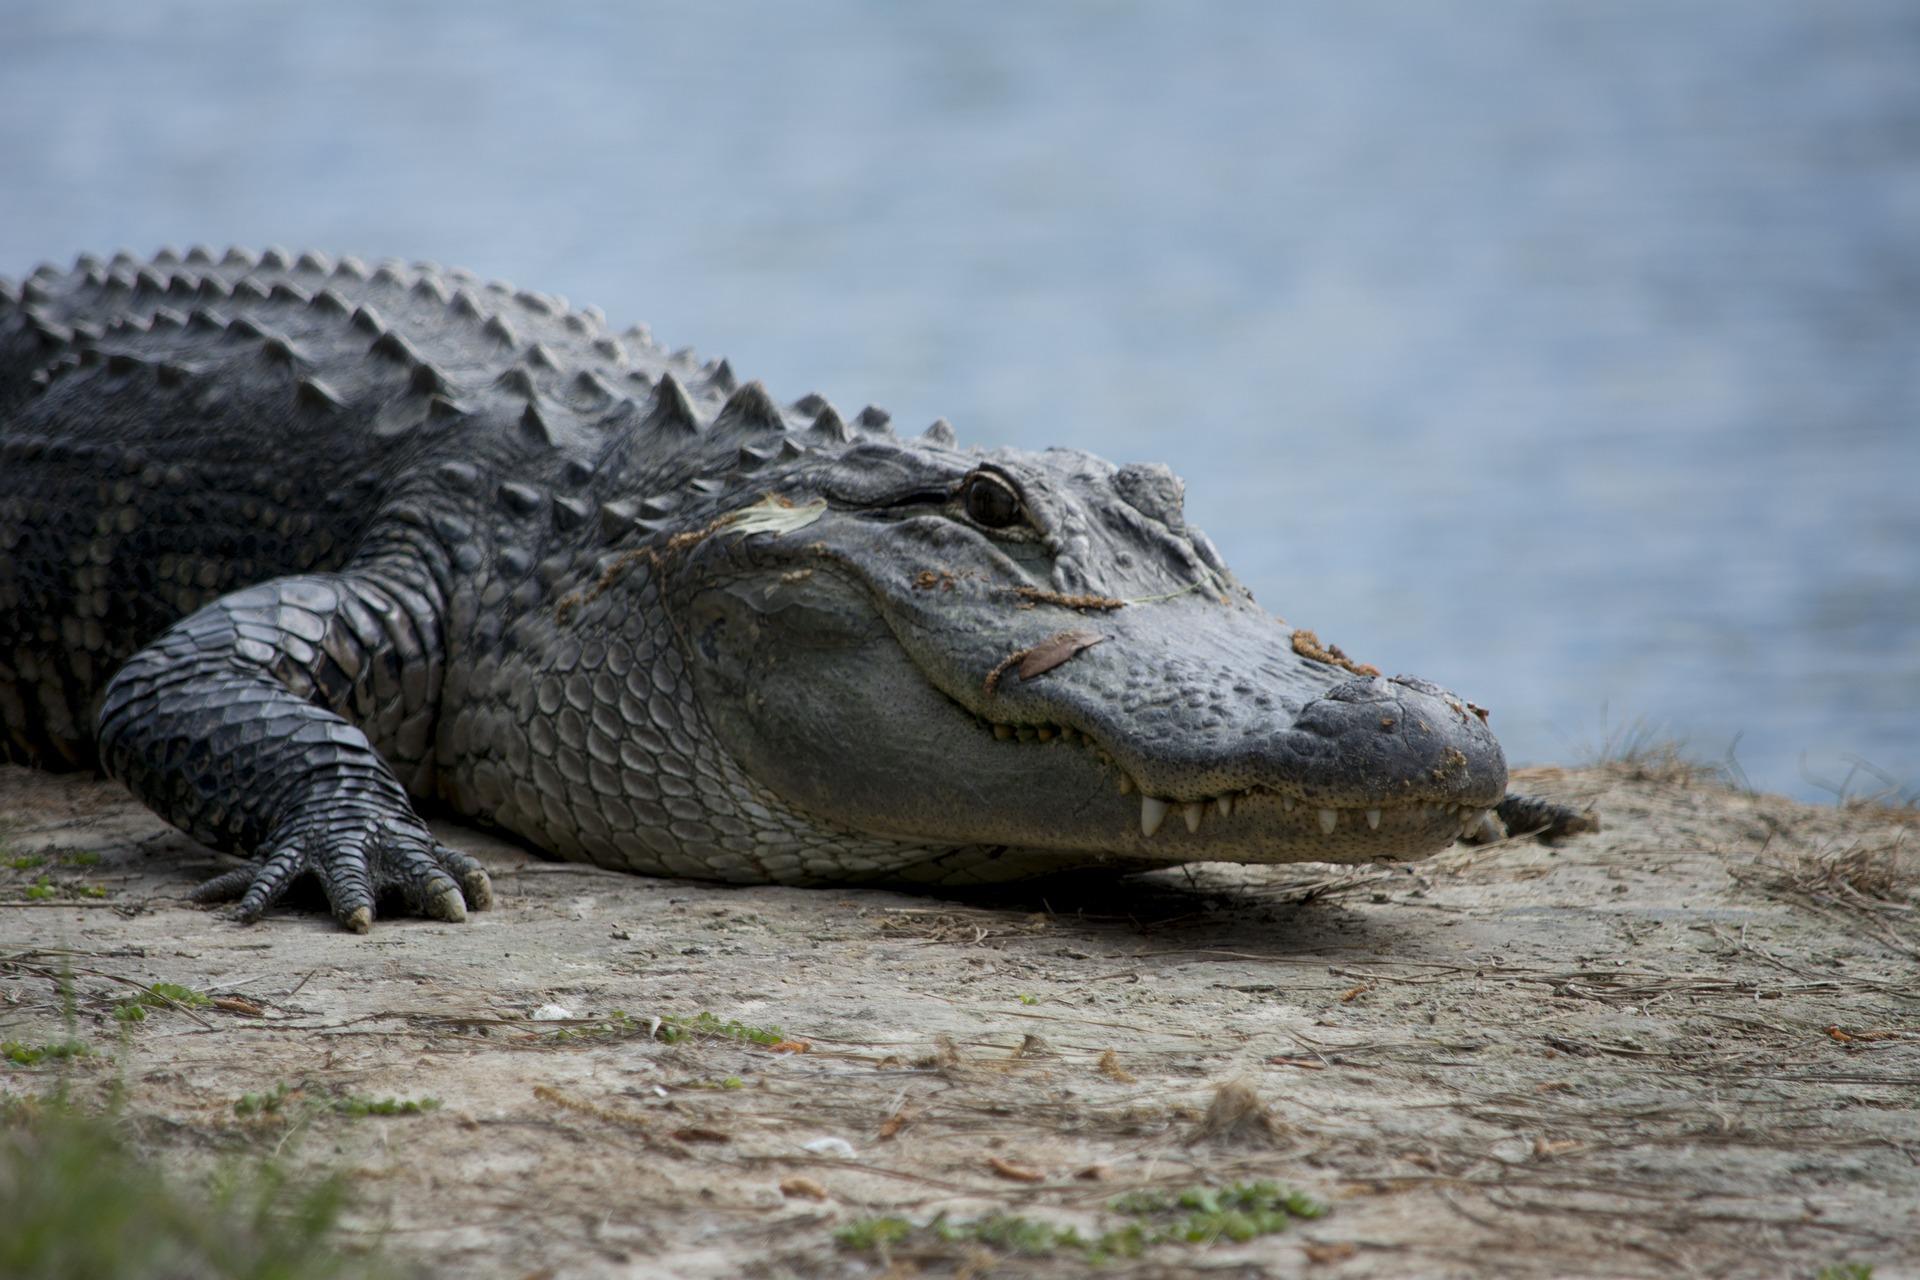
1281,795 -> 1295,813
1182,802 -> 1204,833
1318,808 -> 1338,835
1117,774 -> 1135,795
1141,796 -> 1168,838
1215,794 -> 1234,819
993,723 -> 1012,741
1035,726 -> 1055,742
1365,808 -> 1381,831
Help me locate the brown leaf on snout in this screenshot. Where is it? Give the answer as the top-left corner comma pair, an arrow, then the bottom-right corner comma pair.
984,630 -> 1106,694
1017,631 -> 1105,681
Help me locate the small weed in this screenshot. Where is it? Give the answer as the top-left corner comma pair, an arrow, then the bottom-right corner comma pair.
685,1076 -> 745,1090
148,982 -> 212,1008
6,854 -> 46,871
2,1040 -> 93,1067
64,851 -> 101,867
116,981 -> 214,1022
234,1083 -> 297,1117
234,1083 -> 439,1120
1816,1265 -> 1874,1280
23,877 -> 107,900
1,1101 -> 397,1279
658,1011 -> 785,1046
334,1095 -> 441,1118
542,1009 -> 634,1041
1017,993 -> 1039,1006
837,1181 -> 1324,1262
834,1217 -> 915,1250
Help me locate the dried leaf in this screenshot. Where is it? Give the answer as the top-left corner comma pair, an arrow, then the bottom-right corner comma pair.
1304,1242 -> 1359,1265
987,1155 -> 1046,1183
1016,630 -> 1106,681
780,1176 -> 830,1201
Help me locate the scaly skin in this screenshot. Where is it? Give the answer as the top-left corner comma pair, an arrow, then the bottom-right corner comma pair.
0,247 -> 1550,933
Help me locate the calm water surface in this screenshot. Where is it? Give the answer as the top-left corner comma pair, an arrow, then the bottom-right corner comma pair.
3,1 -> 1915,801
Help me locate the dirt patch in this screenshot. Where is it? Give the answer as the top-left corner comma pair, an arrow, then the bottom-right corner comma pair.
2,762 -> 1916,1278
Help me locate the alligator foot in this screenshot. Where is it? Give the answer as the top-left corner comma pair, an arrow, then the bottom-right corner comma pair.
188,817 -> 493,932
1461,792 -> 1602,845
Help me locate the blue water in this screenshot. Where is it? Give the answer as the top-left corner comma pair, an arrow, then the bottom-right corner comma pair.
3,1 -> 1916,802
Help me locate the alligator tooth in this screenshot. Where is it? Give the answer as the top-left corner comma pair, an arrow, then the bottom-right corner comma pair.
1035,726 -> 1055,742
1182,802 -> 1204,834
1141,797 -> 1168,838
1365,808 -> 1382,831
993,723 -> 1012,741
1215,794 -> 1233,819
1116,774 -> 1135,795
1318,808 -> 1339,835
1281,795 -> 1295,813
1016,727 -> 1036,742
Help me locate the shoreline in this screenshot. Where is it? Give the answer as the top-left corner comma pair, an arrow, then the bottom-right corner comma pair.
2,760 -> 1915,1278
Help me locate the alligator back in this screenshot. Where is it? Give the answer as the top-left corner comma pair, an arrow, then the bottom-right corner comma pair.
0,248 -> 707,768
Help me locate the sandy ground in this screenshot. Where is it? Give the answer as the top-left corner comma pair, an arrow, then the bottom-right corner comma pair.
1,759 -> 1916,1279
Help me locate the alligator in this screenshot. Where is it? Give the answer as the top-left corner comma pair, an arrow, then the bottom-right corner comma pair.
0,248 -> 1586,933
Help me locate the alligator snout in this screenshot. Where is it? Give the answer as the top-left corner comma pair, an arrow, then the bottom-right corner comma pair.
1288,673 -> 1507,809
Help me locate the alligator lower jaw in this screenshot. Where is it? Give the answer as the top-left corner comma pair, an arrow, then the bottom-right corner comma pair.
1116,792 -> 1495,867
970,714 -> 1498,857
1128,789 -> 1492,844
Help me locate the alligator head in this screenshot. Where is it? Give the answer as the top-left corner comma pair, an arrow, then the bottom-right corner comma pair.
657,431 -> 1506,877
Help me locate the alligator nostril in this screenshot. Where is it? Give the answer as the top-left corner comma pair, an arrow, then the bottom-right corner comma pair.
1323,676 -> 1394,704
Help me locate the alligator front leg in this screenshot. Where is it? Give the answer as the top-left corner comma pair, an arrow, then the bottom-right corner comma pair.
96,573 -> 492,932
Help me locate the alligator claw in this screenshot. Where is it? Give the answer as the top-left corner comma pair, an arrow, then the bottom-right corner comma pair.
189,819 -> 492,931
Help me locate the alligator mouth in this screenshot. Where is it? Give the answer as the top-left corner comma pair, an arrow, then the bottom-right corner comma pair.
961,709 -> 1498,845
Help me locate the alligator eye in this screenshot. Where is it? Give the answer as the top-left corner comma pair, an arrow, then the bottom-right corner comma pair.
961,471 -> 1024,529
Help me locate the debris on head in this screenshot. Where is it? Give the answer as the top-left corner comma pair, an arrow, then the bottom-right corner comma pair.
1289,627 -> 1381,678
1010,585 -> 1126,612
